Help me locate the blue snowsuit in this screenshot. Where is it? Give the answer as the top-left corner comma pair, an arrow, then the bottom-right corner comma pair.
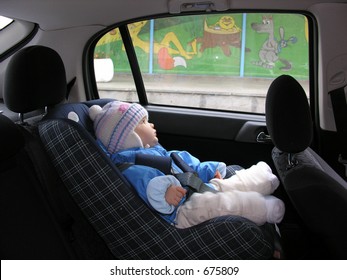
107,144 -> 225,225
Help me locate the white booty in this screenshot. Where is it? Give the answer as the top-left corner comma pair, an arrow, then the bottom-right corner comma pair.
257,161 -> 280,190
209,161 -> 280,195
264,195 -> 285,224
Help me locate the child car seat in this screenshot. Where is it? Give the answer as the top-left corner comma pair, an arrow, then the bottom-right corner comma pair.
3,45 -> 279,259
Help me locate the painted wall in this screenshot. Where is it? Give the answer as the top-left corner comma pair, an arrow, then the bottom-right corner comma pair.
95,13 -> 309,79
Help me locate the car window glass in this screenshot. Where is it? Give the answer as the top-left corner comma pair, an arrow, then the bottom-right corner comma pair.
0,16 -> 13,30
95,13 -> 309,114
1,16 -> 36,118
94,27 -> 139,103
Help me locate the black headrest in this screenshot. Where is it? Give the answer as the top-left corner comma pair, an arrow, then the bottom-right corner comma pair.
4,45 -> 66,113
0,114 -> 25,160
266,75 -> 313,153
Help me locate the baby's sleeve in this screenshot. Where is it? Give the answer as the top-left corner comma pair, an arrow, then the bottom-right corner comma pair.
147,175 -> 182,214
217,162 -> 227,178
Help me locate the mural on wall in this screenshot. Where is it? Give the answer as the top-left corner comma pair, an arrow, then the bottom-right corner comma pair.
96,21 -> 191,70
158,15 -> 248,69
94,13 -> 308,79
190,16 -> 249,57
130,21 -> 192,58
128,21 -> 193,70
251,15 -> 297,71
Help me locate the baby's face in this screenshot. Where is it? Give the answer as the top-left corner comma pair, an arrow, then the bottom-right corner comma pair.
134,117 -> 159,148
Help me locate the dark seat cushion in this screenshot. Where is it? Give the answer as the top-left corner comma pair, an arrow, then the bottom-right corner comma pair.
0,114 -> 25,160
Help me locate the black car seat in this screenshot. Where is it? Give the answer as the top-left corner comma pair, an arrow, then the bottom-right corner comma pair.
266,74 -> 347,259
4,45 -> 279,259
0,113 -> 113,259
0,114 -> 75,259
2,46 -> 114,259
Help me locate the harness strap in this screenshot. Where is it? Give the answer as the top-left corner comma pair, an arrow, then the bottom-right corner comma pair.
174,172 -> 217,193
135,153 -> 172,175
116,162 -> 134,172
170,152 -> 195,173
116,152 -> 217,194
170,152 -> 217,193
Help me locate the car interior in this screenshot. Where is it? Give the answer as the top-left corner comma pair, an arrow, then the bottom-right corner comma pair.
1,0 -> 347,260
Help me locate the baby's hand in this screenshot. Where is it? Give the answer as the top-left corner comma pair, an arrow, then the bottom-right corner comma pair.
165,185 -> 187,206
214,170 -> 223,179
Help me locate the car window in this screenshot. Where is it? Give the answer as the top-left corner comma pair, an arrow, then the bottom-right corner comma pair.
0,16 -> 37,119
94,13 -> 309,114
0,17 -> 36,59
94,27 -> 139,103
0,16 -> 13,30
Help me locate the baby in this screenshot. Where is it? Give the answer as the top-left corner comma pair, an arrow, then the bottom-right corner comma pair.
89,101 -> 285,228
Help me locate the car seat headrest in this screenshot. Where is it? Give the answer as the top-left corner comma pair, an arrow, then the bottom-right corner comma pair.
43,99 -> 116,138
44,103 -> 95,136
0,114 -> 25,161
266,75 -> 313,153
4,45 -> 67,114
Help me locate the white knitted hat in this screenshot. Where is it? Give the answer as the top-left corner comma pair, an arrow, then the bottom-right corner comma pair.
89,101 -> 148,154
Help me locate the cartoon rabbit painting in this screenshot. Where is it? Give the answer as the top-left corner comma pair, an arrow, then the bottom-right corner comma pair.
251,15 -> 297,70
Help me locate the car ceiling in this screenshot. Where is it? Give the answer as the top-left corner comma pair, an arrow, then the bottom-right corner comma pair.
1,0 -> 346,30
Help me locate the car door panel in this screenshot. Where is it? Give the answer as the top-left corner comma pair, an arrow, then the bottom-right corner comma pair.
148,106 -> 274,169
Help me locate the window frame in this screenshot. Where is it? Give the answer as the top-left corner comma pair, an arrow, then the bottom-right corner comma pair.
0,18 -> 38,62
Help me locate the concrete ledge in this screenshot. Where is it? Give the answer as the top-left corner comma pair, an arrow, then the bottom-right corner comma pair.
97,74 -> 309,114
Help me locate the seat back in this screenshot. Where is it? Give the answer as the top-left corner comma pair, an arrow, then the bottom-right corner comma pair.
266,75 -> 347,258
0,114 -> 73,259
0,113 -> 115,259
2,45 -> 115,259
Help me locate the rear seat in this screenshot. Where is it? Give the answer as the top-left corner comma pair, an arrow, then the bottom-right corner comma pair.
0,114 -> 74,259
2,45 -> 280,259
0,113 -> 114,259
1,46 -> 114,259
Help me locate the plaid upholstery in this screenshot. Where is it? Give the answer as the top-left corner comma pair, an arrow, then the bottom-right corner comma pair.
38,119 -> 275,259
225,165 -> 244,178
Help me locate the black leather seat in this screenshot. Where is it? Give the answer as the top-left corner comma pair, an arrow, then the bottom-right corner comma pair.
266,74 -> 347,259
2,46 -> 114,259
0,114 -> 74,259
3,45 -> 280,259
